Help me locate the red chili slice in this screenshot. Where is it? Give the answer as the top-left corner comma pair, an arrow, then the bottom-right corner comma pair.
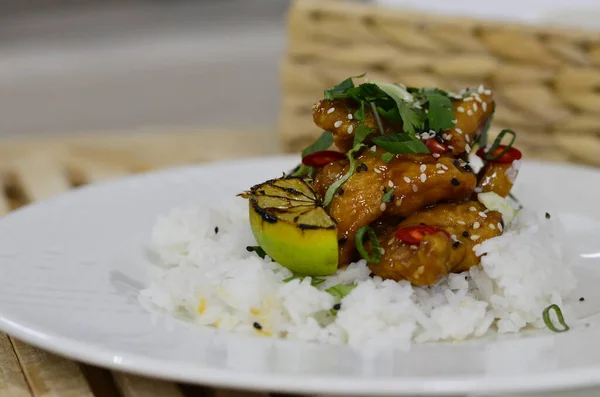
425,138 -> 448,154
395,225 -> 450,245
302,150 -> 346,167
476,145 -> 522,164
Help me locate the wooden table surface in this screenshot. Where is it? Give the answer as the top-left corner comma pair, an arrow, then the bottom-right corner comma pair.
0,129 -> 283,397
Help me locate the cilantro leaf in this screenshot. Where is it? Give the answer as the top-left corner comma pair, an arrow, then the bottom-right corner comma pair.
382,187 -> 395,203
373,82 -> 424,135
424,92 -> 455,132
372,134 -> 429,154
246,246 -> 267,259
301,131 -> 333,157
353,125 -> 374,146
323,74 -> 366,100
381,152 -> 395,163
354,101 -> 366,122
326,284 -> 356,300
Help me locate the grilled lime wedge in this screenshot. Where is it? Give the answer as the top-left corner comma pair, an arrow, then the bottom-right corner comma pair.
240,177 -> 338,276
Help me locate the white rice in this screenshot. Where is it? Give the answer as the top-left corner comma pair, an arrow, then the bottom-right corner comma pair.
139,198 -> 577,349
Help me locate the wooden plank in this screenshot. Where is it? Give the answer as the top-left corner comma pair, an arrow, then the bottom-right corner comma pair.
0,335 -> 31,397
113,372 -> 185,397
11,339 -> 93,397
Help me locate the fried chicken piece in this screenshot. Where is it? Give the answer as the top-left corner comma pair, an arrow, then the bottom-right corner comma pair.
312,99 -> 401,152
477,160 -> 521,198
368,201 -> 503,286
445,93 -> 495,156
313,148 -> 477,265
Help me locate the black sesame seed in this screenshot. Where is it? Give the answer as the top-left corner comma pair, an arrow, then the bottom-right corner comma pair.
453,159 -> 460,167
464,276 -> 468,280
253,322 -> 262,330
356,163 -> 368,173
214,226 -> 219,234
338,237 -> 348,245
333,303 -> 341,311
451,178 -> 460,186
545,212 -> 551,219
246,246 -> 253,252
462,231 -> 469,237
420,222 -> 426,226
453,241 -> 461,248
580,297 -> 585,302
337,188 -> 344,196
434,135 -> 444,144
463,164 -> 473,173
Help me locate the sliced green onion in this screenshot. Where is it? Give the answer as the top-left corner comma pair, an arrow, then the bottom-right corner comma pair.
485,129 -> 516,161
474,114 -> 494,148
326,284 -> 356,300
381,187 -> 395,203
355,225 -> 382,263
322,144 -> 364,206
543,304 -> 570,333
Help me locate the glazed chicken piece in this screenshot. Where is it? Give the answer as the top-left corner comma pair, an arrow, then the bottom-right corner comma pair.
312,93 -> 494,156
313,99 -> 401,153
368,202 -> 503,286
313,148 -> 477,265
477,160 -> 520,198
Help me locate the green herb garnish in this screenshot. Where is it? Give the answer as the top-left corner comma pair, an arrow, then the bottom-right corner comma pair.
372,134 -> 429,154
301,131 -> 334,157
543,304 -> 570,333
422,89 -> 455,132
326,284 -> 357,300
283,275 -> 326,286
355,225 -> 382,263
484,129 -> 516,161
246,246 -> 267,259
382,187 -> 395,203
353,125 -> 374,146
322,144 -> 365,206
381,152 -> 395,163
373,82 -> 424,135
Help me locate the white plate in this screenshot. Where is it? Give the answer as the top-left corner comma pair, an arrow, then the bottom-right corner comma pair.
0,155 -> 600,396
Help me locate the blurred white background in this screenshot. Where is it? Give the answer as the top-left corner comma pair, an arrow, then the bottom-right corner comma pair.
0,0 -> 289,137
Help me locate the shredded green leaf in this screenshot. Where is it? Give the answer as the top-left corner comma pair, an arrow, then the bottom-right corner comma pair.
485,129 -> 516,161
324,76 -> 358,99
301,131 -> 334,158
355,225 -> 382,263
353,124 -> 374,146
381,152 -> 395,163
354,101 -> 366,122
246,246 -> 267,259
289,164 -> 314,178
322,144 -> 365,206
382,187 -> 395,203
326,284 -> 357,300
372,134 -> 429,154
543,304 -> 570,333
374,82 -> 424,135
424,92 -> 455,132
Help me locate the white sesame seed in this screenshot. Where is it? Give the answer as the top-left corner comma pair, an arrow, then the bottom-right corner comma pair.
410,245 -> 418,250
420,164 -> 426,172
457,107 -> 465,113
370,145 -> 377,152
489,224 -> 496,230
388,237 -> 395,245
498,222 -> 504,232
452,119 -> 458,124
437,170 -> 445,174
479,212 -> 488,218
467,109 -> 474,116
433,153 -> 440,158
420,173 -> 427,182
347,125 -> 354,134
473,222 -> 480,229
451,234 -> 458,242
448,145 -> 454,150
379,247 -> 386,255
388,180 -> 394,188
484,89 -> 492,95
455,128 -> 463,134
474,95 -> 482,103
469,206 -> 477,212
327,107 -> 335,114
465,144 -> 472,153
441,164 -> 448,170
403,176 -> 411,183
412,184 -> 418,192
334,121 -> 342,128
473,103 -> 478,112
470,235 -> 480,241
374,167 -> 382,174
464,97 -> 473,102
380,202 -> 387,212
457,220 -> 466,225
395,198 -> 403,207
347,113 -> 353,120
482,102 -> 487,111
478,85 -> 484,94
442,133 -> 450,140
435,163 -> 442,169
